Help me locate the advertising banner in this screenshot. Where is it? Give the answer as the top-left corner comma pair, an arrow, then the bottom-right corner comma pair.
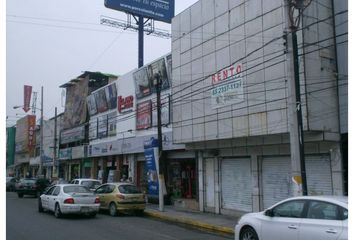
63,79 -> 88,129
89,118 -> 98,140
152,94 -> 170,127
134,67 -> 151,99
87,95 -> 98,116
105,83 -> 117,109
94,89 -> 108,113
107,112 -> 117,136
97,115 -> 108,138
104,0 -> 175,23
23,85 -> 32,113
147,57 -> 170,91
144,138 -> 159,196
136,100 -> 152,130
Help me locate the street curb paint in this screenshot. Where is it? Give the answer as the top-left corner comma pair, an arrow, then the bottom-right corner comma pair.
144,210 -> 235,235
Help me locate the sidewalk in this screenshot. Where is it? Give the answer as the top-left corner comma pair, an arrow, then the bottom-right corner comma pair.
145,204 -> 241,236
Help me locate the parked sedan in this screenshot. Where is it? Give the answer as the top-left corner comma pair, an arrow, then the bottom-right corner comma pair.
16,178 -> 51,198
94,183 -> 146,216
71,178 -> 102,192
6,177 -> 18,192
38,184 -> 100,218
235,196 -> 348,240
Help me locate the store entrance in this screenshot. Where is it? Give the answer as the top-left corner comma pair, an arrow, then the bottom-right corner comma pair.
168,159 -> 196,199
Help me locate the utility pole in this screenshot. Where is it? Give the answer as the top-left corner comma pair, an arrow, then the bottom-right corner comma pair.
287,0 -> 312,196
53,107 -> 58,178
38,86 -> 44,177
154,72 -> 165,211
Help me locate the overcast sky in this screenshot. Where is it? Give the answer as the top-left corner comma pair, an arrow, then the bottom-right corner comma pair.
5,0 -> 198,127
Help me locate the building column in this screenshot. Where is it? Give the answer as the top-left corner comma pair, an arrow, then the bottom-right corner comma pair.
214,156 -> 220,214
330,143 -> 344,195
198,151 -> 204,212
91,158 -> 98,179
251,154 -> 261,212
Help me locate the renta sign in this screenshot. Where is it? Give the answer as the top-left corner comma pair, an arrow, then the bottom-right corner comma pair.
211,64 -> 242,85
118,95 -> 134,113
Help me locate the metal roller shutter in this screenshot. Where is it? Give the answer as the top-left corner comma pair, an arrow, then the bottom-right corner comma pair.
221,158 -> 252,212
262,156 -> 292,209
306,155 -> 333,195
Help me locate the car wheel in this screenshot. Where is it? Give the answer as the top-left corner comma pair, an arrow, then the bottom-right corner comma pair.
54,204 -> 62,218
240,227 -> 259,240
109,203 -> 117,217
36,191 -> 41,198
38,199 -> 44,213
18,193 -> 23,198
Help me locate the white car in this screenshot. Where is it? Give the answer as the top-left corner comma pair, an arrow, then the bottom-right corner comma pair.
71,178 -> 102,191
38,184 -> 100,218
235,196 -> 348,240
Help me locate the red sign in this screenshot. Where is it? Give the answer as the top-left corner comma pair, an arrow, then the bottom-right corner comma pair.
118,95 -> 134,113
23,85 -> 32,112
211,64 -> 242,85
136,100 -> 152,130
27,115 -> 36,150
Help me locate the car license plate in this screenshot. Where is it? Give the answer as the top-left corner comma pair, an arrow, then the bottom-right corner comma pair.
81,207 -> 90,213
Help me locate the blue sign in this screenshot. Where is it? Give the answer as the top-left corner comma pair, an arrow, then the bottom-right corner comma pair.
144,138 -> 159,196
104,0 -> 175,23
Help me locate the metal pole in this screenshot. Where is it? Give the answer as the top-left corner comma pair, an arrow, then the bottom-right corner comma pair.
155,73 -> 165,211
138,15 -> 144,68
53,107 -> 58,178
291,28 -> 307,196
39,86 -> 44,177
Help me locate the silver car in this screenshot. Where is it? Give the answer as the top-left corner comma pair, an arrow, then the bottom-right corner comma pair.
235,195 -> 348,240
38,184 -> 100,218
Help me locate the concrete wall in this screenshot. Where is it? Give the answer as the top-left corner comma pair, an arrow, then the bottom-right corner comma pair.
171,0 -> 341,144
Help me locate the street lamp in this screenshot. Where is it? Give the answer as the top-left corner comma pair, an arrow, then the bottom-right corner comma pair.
13,86 -> 44,178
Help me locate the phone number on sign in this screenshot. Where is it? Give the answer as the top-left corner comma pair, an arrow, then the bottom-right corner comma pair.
211,80 -> 242,95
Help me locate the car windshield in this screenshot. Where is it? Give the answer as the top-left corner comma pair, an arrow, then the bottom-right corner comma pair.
20,179 -> 36,184
118,185 -> 142,194
82,181 -> 100,189
63,186 -> 91,194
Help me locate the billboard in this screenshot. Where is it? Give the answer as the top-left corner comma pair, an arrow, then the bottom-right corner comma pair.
133,55 -> 171,99
87,95 -> 98,116
105,83 -> 117,109
104,0 -> 175,23
152,94 -> 170,127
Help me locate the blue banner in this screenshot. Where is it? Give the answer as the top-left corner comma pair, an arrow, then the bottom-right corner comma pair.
144,137 -> 159,196
104,0 -> 175,23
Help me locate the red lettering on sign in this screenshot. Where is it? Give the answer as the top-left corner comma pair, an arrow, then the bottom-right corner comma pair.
118,95 -> 134,113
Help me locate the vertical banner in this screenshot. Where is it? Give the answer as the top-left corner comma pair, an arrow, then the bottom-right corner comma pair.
23,85 -> 32,113
144,138 -> 159,196
27,115 -> 36,150
136,100 -> 152,130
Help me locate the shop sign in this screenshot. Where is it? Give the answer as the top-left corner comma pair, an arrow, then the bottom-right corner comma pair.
71,146 -> 86,159
59,148 -> 72,160
144,138 -> 159,196
211,64 -> 242,85
118,95 -> 134,113
27,115 -> 36,150
23,85 -> 32,112
60,125 -> 85,144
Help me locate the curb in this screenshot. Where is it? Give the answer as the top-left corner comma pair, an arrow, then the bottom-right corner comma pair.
145,210 -> 235,235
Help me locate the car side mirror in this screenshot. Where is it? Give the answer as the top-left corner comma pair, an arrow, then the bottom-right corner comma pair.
265,209 -> 274,217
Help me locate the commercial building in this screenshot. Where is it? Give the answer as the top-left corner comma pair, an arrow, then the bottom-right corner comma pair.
170,0 -> 345,215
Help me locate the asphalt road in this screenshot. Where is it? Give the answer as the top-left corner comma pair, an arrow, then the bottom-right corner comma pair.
6,192 -> 232,240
